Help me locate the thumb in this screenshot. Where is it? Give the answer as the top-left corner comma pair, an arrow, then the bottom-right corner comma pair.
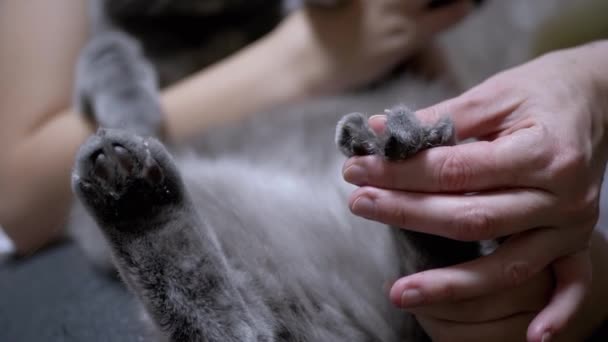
368,114 -> 387,135
415,82 -> 517,140
367,96 -> 486,141
368,81 -> 513,141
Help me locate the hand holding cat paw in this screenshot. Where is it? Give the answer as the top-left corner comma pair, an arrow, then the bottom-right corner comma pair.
343,44 -> 608,341
279,0 -> 474,93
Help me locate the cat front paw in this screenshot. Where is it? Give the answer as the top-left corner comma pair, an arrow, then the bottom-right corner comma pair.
72,129 -> 183,230
335,105 -> 456,160
74,31 -> 163,136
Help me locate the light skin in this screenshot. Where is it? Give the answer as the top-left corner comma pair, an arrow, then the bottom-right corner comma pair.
413,231 -> 608,342
0,0 -> 471,254
343,41 -> 608,340
3,0 -> 606,339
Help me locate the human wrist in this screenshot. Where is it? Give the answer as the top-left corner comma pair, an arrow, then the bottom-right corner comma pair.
161,18 -> 316,141
570,41 -> 608,128
542,40 -> 608,150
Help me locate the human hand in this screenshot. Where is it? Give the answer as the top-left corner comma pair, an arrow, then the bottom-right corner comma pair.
406,231 -> 608,342
276,0 -> 474,94
342,42 -> 608,341
414,270 -> 553,342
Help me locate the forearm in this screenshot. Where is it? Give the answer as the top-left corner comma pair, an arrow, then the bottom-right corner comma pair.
0,10 -> 314,255
162,15 -> 313,142
0,112 -> 94,255
0,0 -> 90,255
559,40 -> 608,126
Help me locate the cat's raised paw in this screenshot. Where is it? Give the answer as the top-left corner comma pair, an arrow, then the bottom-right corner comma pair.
72,129 -> 183,228
335,105 -> 456,161
75,31 -> 163,136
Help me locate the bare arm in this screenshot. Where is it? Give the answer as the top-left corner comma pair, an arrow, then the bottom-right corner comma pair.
161,14 -> 314,142
0,0 -> 92,255
0,0 -> 471,255
0,1 -> 310,255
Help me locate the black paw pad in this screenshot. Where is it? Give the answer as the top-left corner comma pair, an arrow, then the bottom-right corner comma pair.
72,129 -> 182,226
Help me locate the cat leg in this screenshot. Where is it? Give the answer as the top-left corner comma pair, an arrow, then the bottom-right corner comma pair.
72,129 -> 268,342
74,30 -> 163,136
70,30 -> 164,269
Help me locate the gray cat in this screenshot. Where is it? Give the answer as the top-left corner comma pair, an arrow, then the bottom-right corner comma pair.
69,0 -> 482,341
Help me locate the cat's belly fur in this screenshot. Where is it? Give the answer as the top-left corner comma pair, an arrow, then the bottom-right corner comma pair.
177,156 -> 413,341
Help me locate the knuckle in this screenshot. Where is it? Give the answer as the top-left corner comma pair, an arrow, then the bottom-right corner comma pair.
437,283 -> 456,301
549,144 -> 586,180
437,153 -> 471,191
503,261 -> 531,288
459,86 -> 487,110
453,204 -> 494,241
525,129 -> 554,170
436,280 -> 456,302
391,203 -> 412,228
562,188 -> 601,225
581,187 -> 601,221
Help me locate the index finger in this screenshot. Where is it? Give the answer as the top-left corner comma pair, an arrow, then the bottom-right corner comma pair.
343,128 -> 552,192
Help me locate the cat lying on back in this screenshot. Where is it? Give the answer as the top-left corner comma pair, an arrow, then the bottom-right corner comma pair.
69,0 -> 483,341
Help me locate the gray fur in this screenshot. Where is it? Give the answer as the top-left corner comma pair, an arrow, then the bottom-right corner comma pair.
73,127 -> 420,341
71,82 -> 465,342
336,105 -> 455,160
68,0 -> 576,341
72,1 -> 443,340
74,30 -> 163,136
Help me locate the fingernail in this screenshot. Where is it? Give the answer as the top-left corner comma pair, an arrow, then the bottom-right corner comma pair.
401,289 -> 424,307
368,115 -> 386,135
368,114 -> 385,122
506,262 -> 530,286
541,332 -> 552,342
343,164 -> 368,185
351,196 -> 376,218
